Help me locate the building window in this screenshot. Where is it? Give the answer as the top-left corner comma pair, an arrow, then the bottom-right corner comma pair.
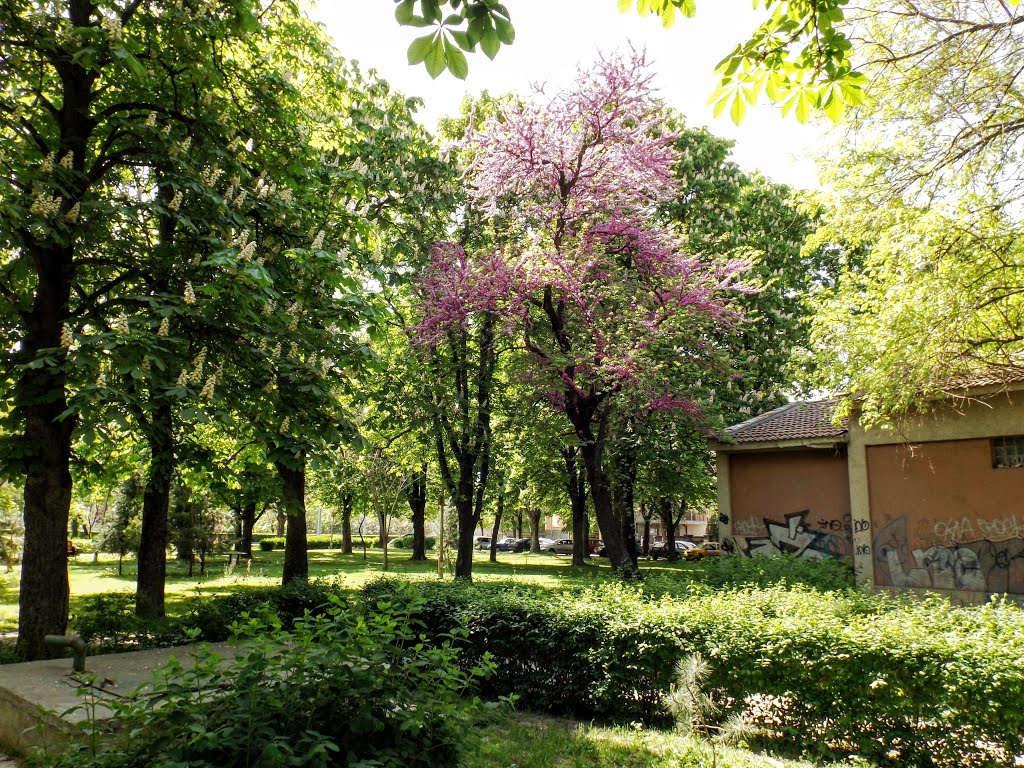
993,437 -> 1024,468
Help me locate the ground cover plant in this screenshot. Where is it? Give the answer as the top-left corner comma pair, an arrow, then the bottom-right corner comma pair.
34,586 -> 497,768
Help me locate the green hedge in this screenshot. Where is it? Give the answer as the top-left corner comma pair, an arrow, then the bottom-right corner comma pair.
72,580 -> 347,651
257,534 -> 436,551
361,578 -> 1024,767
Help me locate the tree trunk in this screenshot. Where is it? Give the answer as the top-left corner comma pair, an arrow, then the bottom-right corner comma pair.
640,502 -> 652,557
341,493 -> 353,554
612,436 -> 639,570
564,446 -> 588,565
659,497 -> 679,561
239,502 -> 256,559
277,457 -> 308,584
489,487 -> 504,563
136,404 -> 174,618
453,459 -> 478,580
276,510 -> 286,536
406,464 -> 428,561
566,399 -> 638,578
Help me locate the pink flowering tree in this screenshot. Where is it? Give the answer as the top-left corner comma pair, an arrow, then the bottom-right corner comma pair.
411,242 -> 522,580
461,50 -> 748,576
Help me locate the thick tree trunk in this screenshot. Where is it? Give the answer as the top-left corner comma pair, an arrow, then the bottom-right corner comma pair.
16,239 -> 77,659
18,408 -> 74,660
136,404 -> 174,618
584,445 -> 640,577
406,465 -> 428,561
277,458 -> 308,585
341,493 -> 353,554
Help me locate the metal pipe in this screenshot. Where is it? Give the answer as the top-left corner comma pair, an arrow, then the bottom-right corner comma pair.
44,634 -> 87,673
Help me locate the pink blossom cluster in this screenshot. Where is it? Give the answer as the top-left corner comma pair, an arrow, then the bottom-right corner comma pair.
410,241 -> 525,347
413,50 -> 749,416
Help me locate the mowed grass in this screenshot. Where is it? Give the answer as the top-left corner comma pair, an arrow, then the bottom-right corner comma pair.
466,713 -> 867,768
0,547 -> 699,633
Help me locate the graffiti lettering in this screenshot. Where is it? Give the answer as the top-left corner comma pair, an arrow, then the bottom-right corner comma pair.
818,519 -> 844,532
718,513 -> 729,525
933,517 -> 976,546
731,518 -> 765,537
874,515 -> 1024,594
856,544 -> 871,556
977,514 -> 1024,542
853,519 -> 870,534
729,509 -> 851,560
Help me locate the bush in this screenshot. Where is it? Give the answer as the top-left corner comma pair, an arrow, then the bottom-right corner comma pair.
72,580 -> 347,650
71,592 -> 182,652
43,587 -> 496,768
362,578 -> 1024,767
257,534 -> 379,551
391,535 -> 437,550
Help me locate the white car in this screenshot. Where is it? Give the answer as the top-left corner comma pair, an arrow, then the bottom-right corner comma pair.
537,537 -> 556,551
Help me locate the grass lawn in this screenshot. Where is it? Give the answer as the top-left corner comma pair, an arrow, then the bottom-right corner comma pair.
467,713 -> 867,768
0,547 -> 699,634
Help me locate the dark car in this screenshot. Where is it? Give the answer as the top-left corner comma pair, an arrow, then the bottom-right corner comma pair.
510,537 -> 532,553
649,540 -> 696,560
595,539 -> 641,558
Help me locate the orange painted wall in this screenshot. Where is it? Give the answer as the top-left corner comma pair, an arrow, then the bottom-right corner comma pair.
867,440 -> 1024,594
728,450 -> 851,558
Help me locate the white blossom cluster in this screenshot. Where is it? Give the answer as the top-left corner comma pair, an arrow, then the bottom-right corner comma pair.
99,15 -> 122,42
183,281 -> 196,305
60,323 -> 73,349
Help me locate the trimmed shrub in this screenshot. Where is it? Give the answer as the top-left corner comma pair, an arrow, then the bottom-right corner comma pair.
257,534 -> 381,551
362,578 -> 1024,767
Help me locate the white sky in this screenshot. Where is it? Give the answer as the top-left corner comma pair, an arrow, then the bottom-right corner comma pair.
306,1 -> 824,190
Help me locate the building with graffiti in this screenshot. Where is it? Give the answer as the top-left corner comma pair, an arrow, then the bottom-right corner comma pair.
711,375 -> 1024,603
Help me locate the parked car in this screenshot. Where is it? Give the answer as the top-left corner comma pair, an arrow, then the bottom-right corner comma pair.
495,537 -> 520,552
510,537 -> 533,553
475,536 -> 492,551
684,541 -> 723,561
648,540 -> 695,560
549,538 -> 602,556
594,539 -> 640,557
537,537 -> 557,551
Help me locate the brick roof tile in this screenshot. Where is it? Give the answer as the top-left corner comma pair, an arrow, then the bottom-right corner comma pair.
723,399 -> 847,444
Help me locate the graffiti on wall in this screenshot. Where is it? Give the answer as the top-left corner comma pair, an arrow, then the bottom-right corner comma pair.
872,515 -> 1024,594
728,509 -> 851,559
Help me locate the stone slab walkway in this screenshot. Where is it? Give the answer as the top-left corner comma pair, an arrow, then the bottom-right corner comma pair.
0,642 -> 235,758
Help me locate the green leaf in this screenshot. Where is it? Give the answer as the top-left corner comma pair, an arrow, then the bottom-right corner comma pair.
730,92 -> 747,124
394,0 -> 415,24
424,38 -> 447,78
480,27 -> 500,59
407,34 -> 434,65
112,47 -> 147,79
449,29 -> 473,52
494,17 -> 515,44
445,40 -> 469,79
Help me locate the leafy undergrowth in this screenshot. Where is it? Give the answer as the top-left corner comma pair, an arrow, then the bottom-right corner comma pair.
466,713 -> 872,768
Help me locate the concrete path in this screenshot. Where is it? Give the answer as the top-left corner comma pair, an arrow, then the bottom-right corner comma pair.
0,642 -> 236,758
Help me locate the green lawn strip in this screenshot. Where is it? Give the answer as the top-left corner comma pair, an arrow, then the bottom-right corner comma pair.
2,549 -> 676,634
466,712 -> 870,768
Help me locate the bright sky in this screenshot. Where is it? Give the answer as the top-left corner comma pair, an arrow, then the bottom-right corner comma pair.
306,1 -> 824,190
